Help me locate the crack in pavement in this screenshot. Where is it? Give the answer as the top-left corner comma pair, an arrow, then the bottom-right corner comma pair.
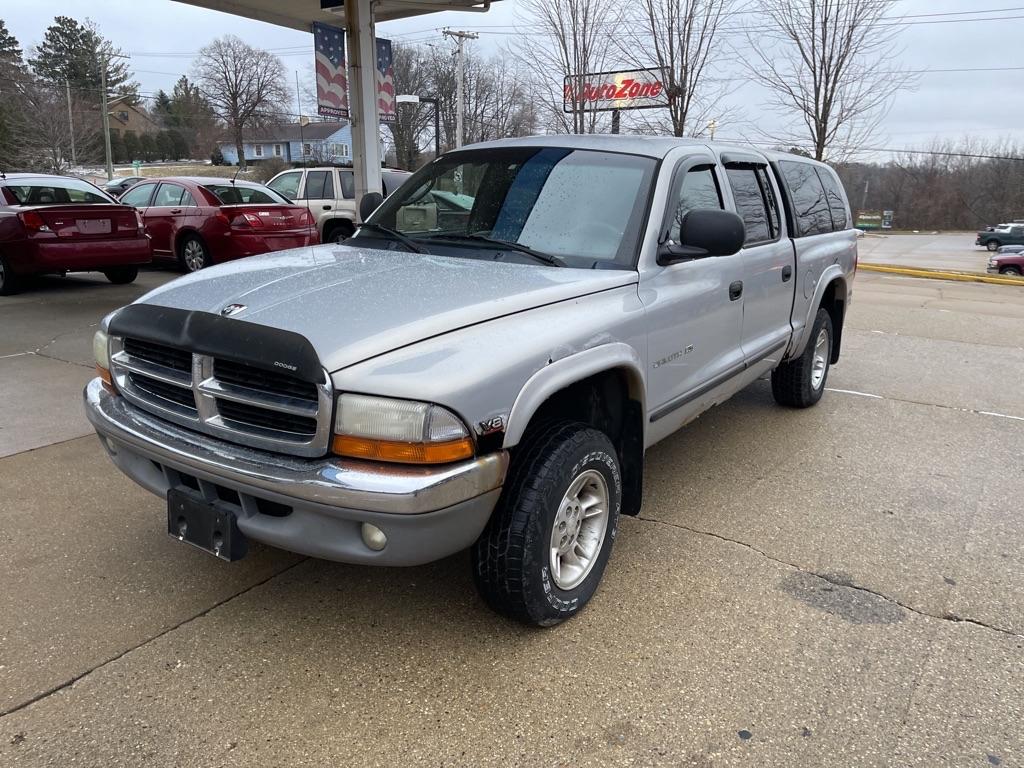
822,385 -> 1024,423
635,515 -> 1024,639
0,558 -> 309,722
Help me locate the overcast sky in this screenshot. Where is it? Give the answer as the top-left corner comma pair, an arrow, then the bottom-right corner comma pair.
4,0 -> 1022,158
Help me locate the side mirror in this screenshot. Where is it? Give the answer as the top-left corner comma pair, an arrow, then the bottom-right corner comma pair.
359,191 -> 384,222
658,209 -> 746,266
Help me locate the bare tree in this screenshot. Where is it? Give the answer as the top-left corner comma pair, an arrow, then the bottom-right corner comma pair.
626,0 -> 735,137
389,43 -> 435,169
744,0 -> 916,161
192,36 -> 290,169
518,0 -> 623,134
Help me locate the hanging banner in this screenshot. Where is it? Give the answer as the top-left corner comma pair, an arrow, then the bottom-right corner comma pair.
314,22 -> 349,119
376,37 -> 396,124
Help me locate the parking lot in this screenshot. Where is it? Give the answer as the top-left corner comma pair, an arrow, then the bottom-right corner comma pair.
1,260 -> 1023,767
857,232 -> 991,273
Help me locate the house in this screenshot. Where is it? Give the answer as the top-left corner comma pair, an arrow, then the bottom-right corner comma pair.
106,95 -> 160,137
218,120 -> 354,165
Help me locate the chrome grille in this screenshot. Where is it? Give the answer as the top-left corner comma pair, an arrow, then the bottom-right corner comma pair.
110,336 -> 333,457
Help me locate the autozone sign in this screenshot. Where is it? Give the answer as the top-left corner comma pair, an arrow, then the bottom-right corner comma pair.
564,69 -> 668,112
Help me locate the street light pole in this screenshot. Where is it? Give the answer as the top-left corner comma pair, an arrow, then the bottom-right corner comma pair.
100,59 -> 113,179
65,80 -> 77,168
396,94 -> 441,161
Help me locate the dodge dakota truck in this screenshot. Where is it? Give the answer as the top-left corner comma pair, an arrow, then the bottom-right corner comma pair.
85,136 -> 857,626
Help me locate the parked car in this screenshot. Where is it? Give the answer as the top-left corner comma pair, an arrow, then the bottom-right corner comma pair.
119,177 -> 318,272
0,173 -> 151,295
102,176 -> 146,198
85,136 -> 857,626
977,224 -> 1024,251
988,252 -> 1024,276
996,244 -> 1024,255
266,166 -> 412,243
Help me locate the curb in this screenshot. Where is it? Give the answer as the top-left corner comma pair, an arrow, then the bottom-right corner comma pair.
858,263 -> 1024,287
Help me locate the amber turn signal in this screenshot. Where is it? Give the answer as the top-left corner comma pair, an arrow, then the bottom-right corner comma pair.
332,435 -> 474,464
96,364 -> 116,393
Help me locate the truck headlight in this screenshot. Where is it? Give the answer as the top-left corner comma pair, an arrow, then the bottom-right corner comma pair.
332,394 -> 474,464
93,329 -> 115,390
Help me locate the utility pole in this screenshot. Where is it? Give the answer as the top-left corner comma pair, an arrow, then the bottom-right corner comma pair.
442,29 -> 478,148
707,119 -> 718,140
295,71 -> 305,167
65,80 -> 77,168
100,52 -> 128,180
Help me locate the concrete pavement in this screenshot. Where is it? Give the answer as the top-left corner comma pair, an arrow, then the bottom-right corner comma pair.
0,268 -> 1022,767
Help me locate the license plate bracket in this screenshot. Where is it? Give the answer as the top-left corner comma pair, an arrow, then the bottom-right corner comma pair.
167,488 -> 247,561
77,218 -> 112,235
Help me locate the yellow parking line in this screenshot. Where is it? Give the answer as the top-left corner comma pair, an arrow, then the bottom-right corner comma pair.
858,263 -> 1024,286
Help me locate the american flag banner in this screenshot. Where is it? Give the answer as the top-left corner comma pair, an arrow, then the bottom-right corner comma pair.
376,37 -> 396,124
314,22 -> 349,119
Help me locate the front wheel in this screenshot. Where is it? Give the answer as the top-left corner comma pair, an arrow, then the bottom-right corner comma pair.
1000,266 -> 1022,276
472,421 -> 622,627
103,266 -> 138,285
0,256 -> 22,296
772,307 -> 833,408
987,241 -> 1001,252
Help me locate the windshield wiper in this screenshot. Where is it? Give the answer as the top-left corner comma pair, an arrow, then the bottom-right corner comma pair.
420,233 -> 567,267
355,222 -> 427,254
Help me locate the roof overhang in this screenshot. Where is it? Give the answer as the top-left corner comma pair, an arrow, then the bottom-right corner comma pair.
172,0 -> 500,31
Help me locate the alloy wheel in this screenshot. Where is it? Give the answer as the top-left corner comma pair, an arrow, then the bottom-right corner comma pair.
810,327 -> 830,391
549,469 -> 610,590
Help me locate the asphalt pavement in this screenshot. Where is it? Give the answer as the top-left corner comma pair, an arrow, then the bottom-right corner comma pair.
858,232 -> 991,273
0,264 -> 1022,767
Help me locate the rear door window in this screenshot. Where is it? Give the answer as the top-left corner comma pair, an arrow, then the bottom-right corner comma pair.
121,183 -> 156,208
726,167 -> 773,245
669,166 -> 722,243
778,160 -> 833,237
153,184 -> 185,207
303,170 -> 334,200
815,168 -> 849,231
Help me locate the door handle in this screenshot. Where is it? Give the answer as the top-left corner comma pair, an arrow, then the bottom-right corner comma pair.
323,205 -> 332,211
782,265 -> 793,282
729,281 -> 743,301
169,208 -> 182,214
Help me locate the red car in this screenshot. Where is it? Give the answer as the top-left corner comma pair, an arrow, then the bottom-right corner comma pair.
120,177 -> 319,272
0,174 -> 152,295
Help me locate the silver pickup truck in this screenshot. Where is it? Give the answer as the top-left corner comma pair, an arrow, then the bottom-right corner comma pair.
85,135 -> 856,626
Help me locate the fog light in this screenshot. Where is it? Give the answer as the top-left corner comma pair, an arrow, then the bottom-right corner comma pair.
360,522 -> 387,551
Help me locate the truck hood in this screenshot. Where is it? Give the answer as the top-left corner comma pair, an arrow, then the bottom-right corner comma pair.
134,244 -> 637,372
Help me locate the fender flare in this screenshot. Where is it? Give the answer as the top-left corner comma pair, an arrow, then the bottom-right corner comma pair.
502,343 -> 646,448
790,265 -> 849,358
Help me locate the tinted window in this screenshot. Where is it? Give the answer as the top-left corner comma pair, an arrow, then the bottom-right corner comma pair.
303,170 -> 334,200
153,184 -> 184,207
120,183 -> 156,208
726,167 -> 772,244
778,161 -> 832,237
339,171 -> 355,199
5,179 -> 113,205
203,184 -> 290,205
181,189 -> 198,207
757,166 -> 782,239
267,171 -> 302,200
816,168 -> 848,230
669,167 -> 722,242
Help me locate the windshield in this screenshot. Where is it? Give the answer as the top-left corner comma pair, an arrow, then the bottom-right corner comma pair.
203,184 -> 290,205
5,178 -> 115,205
363,147 -> 657,269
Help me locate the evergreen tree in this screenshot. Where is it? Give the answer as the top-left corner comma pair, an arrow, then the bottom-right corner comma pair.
0,20 -> 25,169
138,132 -> 156,162
152,89 -> 173,126
109,131 -> 126,164
0,19 -> 23,64
29,16 -> 137,101
122,130 -> 139,162
156,130 -> 174,161
169,130 -> 190,160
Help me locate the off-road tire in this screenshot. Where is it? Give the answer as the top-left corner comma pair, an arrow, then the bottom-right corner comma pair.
472,421 -> 622,627
1000,265 -> 1022,276
771,307 -> 834,408
103,266 -> 139,285
987,241 -> 1001,252
0,256 -> 21,296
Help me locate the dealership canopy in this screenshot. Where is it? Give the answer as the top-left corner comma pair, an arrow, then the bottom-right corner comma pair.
173,0 -> 502,201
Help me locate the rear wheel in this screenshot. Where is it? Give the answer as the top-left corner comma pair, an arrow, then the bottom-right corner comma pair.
178,235 -> 210,272
987,241 -> 1001,252
103,266 -> 139,285
472,421 -> 621,627
0,256 -> 22,296
327,221 -> 355,244
772,308 -> 833,408
1000,266 -> 1022,276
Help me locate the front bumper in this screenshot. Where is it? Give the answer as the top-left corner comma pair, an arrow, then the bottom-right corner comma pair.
84,379 -> 507,565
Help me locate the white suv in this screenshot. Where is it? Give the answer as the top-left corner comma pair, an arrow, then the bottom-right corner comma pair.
266,166 -> 412,243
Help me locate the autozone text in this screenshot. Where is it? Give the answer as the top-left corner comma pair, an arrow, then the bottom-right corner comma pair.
564,78 -> 665,104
